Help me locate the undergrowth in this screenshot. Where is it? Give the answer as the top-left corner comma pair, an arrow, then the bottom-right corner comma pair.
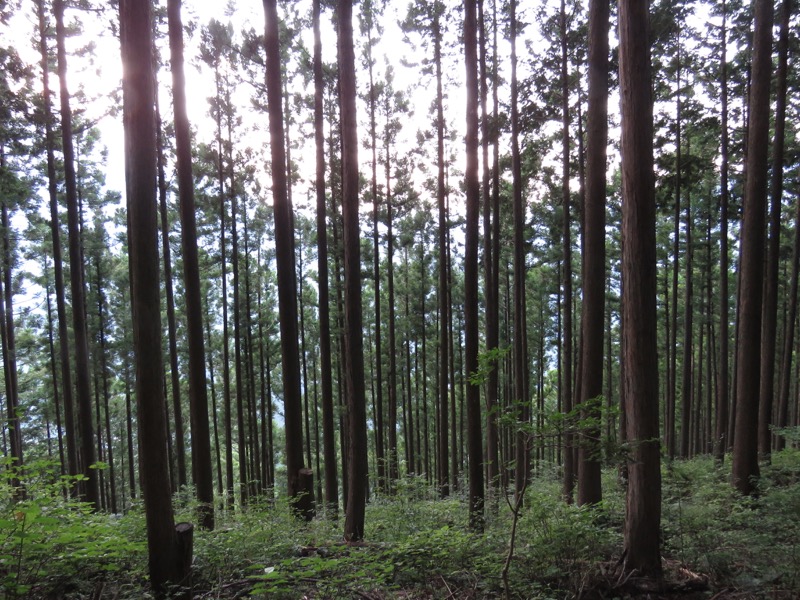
1,450 -> 798,598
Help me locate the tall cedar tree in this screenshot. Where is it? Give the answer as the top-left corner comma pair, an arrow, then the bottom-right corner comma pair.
263,0 -> 312,519
54,0 -> 98,507
36,0 -> 77,485
167,0 -> 215,529
510,0 -> 529,503
775,0 -> 796,453
313,0 -> 338,516
463,0 -> 484,531
478,0 -> 500,497
733,0 -> 773,493
759,0 -> 790,460
120,0 -> 189,592
338,0 -> 369,541
0,202 -> 21,472
618,0 -> 662,577
714,0 -> 730,463
577,0 -> 608,506
558,0 -> 573,503
365,1 -> 386,494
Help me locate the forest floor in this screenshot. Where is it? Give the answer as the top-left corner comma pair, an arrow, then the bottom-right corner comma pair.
2,449 -> 799,599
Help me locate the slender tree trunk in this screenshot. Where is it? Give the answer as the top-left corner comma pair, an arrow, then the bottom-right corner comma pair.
733,0 -> 773,496
433,9 -> 449,499
312,0 -> 338,517
365,11 -> 386,495
668,52 -> 682,461
37,0 -> 77,484
55,0 -> 97,507
263,0 -> 310,519
758,0 -> 790,461
463,0 -> 485,532
577,0 -> 608,507
618,0 -> 662,577
167,0 -> 214,528
155,96 -> 187,489
43,268 -> 66,476
680,185 -> 694,459
387,173 -> 399,487
509,0 -> 529,506
715,0 -> 730,463
228,120 -> 248,507
213,65 -> 235,509
206,313 -> 224,496
338,0 -> 368,540
95,259 -> 118,513
120,0 -> 188,591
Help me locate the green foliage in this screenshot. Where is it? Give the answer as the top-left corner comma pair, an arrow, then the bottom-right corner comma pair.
0,460 -> 146,598
2,454 -> 800,598
661,452 -> 800,595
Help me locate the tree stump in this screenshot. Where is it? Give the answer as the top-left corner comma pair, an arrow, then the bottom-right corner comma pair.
175,522 -> 194,594
296,468 -> 315,522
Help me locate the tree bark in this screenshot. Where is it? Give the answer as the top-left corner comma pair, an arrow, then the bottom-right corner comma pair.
463,0 -> 485,532
714,0 -> 730,463
618,0 -> 662,577
167,0 -> 215,529
263,0 -> 310,519
758,0 -> 790,461
732,0 -> 773,496
37,0 -> 77,485
510,0 -> 529,506
338,0 -> 368,540
55,0 -> 98,507
577,0 -> 608,507
120,0 -> 187,591
312,0 -> 338,517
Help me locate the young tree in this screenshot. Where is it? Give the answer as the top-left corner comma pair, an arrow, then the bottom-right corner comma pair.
120,0 -> 190,592
338,0 -> 369,541
618,0 -> 662,577
733,0 -> 773,493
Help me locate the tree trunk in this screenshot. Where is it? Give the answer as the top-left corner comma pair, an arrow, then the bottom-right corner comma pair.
263,0 -> 310,520
618,0 -> 662,577
434,9 -> 449,499
120,0 -> 187,591
312,0 -> 338,517
463,0 -> 485,532
714,0 -> 730,463
510,0 -> 529,506
732,0 -> 773,496
37,0 -> 77,485
155,95 -> 187,489
577,0 -> 608,507
55,0 -> 97,507
759,0 -> 790,461
167,0 -> 214,528
338,0 -> 368,540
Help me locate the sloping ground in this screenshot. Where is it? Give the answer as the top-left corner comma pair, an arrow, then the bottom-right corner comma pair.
2,449 -> 798,599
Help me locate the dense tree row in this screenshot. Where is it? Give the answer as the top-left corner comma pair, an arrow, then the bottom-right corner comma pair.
0,0 -> 798,593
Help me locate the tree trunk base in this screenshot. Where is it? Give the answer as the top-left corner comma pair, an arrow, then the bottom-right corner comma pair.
175,521 -> 193,596
295,468 -> 315,522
